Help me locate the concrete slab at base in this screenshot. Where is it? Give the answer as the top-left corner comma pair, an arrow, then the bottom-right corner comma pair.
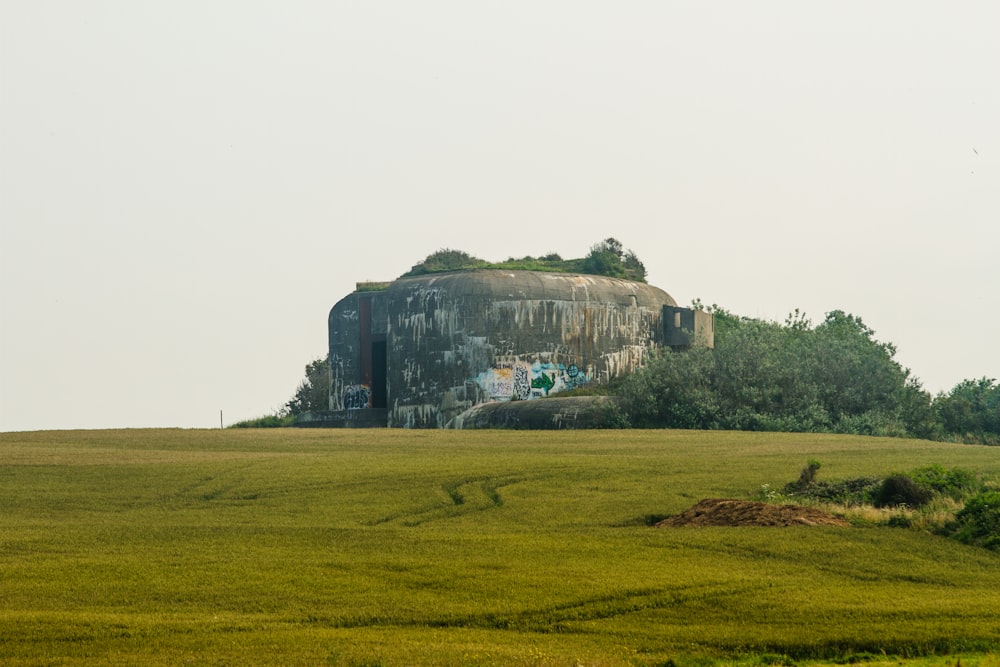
449,396 -> 621,430
294,409 -> 388,428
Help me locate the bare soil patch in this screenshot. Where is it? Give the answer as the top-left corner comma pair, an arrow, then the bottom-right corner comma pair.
655,498 -> 849,528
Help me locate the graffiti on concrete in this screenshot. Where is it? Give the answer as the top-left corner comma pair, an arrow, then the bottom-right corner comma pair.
343,384 -> 371,410
566,363 -> 583,383
531,371 -> 555,393
473,360 -> 591,401
531,361 -> 590,396
474,362 -> 516,400
513,365 -> 531,400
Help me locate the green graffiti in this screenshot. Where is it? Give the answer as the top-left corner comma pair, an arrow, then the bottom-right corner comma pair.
531,372 -> 555,393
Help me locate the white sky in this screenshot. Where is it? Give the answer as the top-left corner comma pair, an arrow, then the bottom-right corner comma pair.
2,2 -> 997,431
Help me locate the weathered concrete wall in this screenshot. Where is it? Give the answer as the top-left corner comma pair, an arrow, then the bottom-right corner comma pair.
325,270 -> 679,428
327,287 -> 390,412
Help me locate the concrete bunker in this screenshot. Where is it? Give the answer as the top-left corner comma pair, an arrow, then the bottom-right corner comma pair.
298,269 -> 712,428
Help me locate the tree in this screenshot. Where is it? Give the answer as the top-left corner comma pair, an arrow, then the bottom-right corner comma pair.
935,378 -> 1000,444
285,357 -> 332,416
581,238 -> 647,282
793,310 -> 915,436
898,378 -> 940,440
623,250 -> 646,282
617,306 -> 923,436
617,345 -> 719,429
707,310 -> 827,431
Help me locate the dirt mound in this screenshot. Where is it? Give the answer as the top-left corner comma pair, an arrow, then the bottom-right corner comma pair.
655,498 -> 849,528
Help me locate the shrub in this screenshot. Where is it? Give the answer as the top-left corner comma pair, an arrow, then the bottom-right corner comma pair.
794,476 -> 882,506
799,459 -> 822,486
227,413 -> 295,428
581,238 -> 647,282
403,249 -> 487,276
908,465 -> 981,500
872,474 -> 933,508
950,491 -> 1000,550
286,357 -> 332,416
783,459 -> 822,494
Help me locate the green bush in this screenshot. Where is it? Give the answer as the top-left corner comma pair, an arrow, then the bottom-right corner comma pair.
908,465 -> 981,500
950,491 -> 1000,550
227,413 -> 295,428
580,238 -> 647,282
792,476 -> 882,506
872,474 -> 933,509
799,459 -> 822,486
403,248 -> 488,275
285,357 -> 332,417
783,459 -> 822,494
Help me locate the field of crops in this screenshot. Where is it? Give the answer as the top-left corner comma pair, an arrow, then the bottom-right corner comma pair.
1,428 -> 999,666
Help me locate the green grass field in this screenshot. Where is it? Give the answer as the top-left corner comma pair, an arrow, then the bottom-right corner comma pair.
1,428 -> 999,666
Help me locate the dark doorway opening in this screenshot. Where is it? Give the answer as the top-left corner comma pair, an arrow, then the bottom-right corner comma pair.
371,339 -> 387,409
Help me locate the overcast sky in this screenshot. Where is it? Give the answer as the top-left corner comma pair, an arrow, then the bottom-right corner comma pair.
2,2 -> 997,431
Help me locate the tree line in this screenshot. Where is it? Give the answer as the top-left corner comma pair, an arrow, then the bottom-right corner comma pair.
616,305 -> 999,444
